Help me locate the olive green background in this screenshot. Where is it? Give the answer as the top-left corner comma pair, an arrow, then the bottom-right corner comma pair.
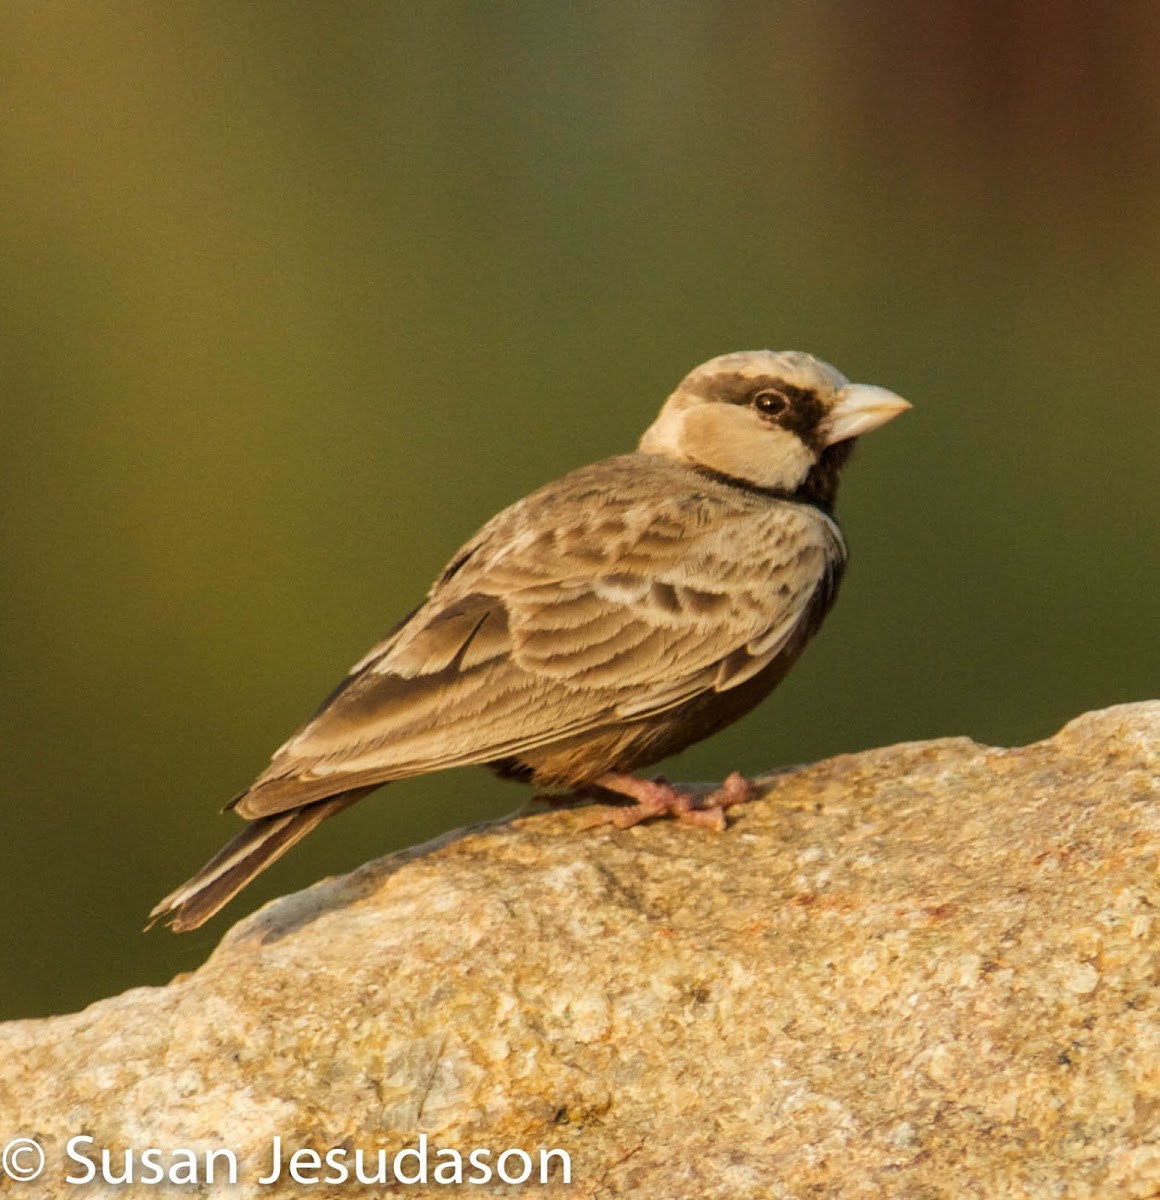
2,4 -> 1157,1020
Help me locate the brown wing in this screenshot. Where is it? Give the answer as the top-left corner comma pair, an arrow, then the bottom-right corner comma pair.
234,455 -> 843,818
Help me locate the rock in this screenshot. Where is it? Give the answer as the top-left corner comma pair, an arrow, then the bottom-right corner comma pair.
1,702 -> 1159,1198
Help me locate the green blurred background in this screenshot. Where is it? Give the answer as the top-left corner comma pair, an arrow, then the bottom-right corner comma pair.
2,3 -> 1157,1020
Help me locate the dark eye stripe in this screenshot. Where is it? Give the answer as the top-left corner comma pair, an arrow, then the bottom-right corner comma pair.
700,373 -> 825,438
764,382 -> 818,409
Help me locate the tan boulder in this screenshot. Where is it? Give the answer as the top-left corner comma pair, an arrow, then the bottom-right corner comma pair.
1,702 -> 1158,1197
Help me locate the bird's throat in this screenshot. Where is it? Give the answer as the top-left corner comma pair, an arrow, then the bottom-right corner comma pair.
795,440 -> 854,513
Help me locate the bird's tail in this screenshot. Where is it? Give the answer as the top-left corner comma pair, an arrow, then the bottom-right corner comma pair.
147,790 -> 371,933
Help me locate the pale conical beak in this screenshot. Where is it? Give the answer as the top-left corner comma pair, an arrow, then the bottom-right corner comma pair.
821,383 -> 912,447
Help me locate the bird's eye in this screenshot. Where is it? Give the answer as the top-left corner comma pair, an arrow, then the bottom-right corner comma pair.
752,388 -> 789,417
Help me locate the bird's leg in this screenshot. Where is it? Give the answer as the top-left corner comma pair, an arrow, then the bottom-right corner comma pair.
585,771 -> 752,831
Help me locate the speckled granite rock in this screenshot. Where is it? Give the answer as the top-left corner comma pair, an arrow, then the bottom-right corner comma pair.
1,702 -> 1159,1198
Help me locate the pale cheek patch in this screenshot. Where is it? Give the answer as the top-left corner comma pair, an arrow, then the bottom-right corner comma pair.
678,407 -> 815,491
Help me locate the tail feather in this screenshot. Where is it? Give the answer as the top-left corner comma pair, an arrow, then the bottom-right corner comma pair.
148,789 -> 371,933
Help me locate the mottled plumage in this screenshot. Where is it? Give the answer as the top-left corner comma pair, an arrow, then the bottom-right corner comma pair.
151,350 -> 909,930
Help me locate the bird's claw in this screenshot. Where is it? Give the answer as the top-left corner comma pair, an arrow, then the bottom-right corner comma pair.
583,771 -> 752,831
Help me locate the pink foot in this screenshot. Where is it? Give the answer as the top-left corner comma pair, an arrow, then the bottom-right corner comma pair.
584,771 -> 752,832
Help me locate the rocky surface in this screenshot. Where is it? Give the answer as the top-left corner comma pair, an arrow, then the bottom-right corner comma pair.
1,702 -> 1159,1198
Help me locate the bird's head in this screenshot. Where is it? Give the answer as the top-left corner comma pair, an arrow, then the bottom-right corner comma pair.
638,350 -> 910,506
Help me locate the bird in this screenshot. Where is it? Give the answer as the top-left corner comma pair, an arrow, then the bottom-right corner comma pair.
150,350 -> 910,931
